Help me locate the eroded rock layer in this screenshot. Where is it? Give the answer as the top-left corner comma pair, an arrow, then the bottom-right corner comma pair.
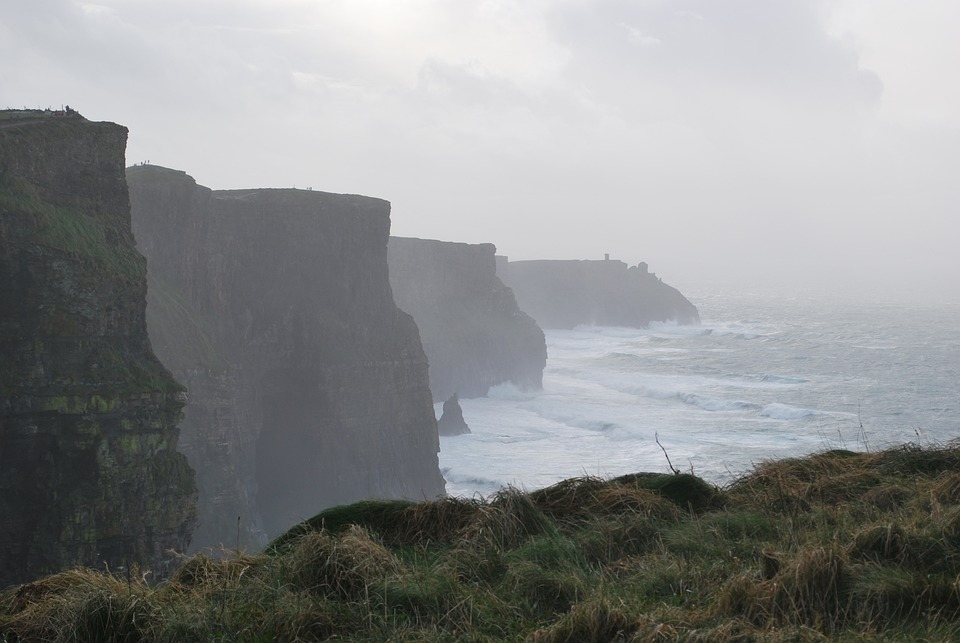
0,115 -> 196,586
388,237 -> 546,401
128,167 -> 445,544
498,258 -> 700,329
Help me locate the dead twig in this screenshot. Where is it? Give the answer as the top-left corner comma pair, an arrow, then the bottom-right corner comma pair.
656,432 -> 680,475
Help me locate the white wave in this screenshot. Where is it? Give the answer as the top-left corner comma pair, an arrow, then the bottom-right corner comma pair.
437,298 -> 959,499
678,393 -> 761,412
536,409 -> 619,432
619,383 -> 679,401
758,374 -> 808,384
486,381 -> 539,401
646,321 -> 714,337
603,348 -> 690,365
760,403 -> 823,420
440,468 -> 502,498
729,373 -> 809,386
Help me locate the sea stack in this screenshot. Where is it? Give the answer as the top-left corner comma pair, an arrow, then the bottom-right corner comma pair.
0,111 -> 197,586
437,394 -> 470,436
128,165 -> 446,544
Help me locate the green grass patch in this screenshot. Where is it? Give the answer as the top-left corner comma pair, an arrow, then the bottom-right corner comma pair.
0,173 -> 146,283
7,442 -> 960,640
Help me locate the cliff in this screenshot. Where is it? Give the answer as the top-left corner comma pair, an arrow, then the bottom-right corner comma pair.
388,237 -> 546,401
0,114 -> 197,586
498,258 -> 700,329
127,166 -> 446,544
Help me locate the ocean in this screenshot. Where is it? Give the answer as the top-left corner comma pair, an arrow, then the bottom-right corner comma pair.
438,288 -> 960,497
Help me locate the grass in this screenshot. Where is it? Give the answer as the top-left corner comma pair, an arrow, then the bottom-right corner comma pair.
4,441 -> 960,641
0,172 -> 146,283
0,171 -> 184,398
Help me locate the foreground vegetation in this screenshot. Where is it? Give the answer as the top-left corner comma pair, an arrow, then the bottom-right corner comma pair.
4,442 -> 960,641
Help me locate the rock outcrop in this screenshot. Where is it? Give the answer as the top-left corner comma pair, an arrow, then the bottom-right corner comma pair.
497,258 -> 700,329
127,166 -> 446,545
388,237 -> 546,401
437,394 -> 470,436
0,113 -> 197,587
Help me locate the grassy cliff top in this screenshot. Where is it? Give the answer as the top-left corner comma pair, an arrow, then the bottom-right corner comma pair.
3,441 -> 960,640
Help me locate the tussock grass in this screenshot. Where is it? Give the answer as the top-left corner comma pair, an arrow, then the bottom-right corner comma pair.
612,472 -> 723,512
932,471 -> 960,505
282,525 -> 401,599
6,441 -> 960,640
529,598 -> 638,642
0,568 -> 154,643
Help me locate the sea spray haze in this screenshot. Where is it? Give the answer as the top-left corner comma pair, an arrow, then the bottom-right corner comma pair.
439,287 -> 959,497
127,165 -> 446,547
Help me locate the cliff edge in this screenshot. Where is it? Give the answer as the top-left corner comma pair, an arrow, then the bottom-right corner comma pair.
388,237 -> 546,401
128,166 -> 446,543
498,258 -> 700,329
0,114 -> 197,586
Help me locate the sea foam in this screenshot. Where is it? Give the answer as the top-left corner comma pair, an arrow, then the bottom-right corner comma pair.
439,292 -> 960,497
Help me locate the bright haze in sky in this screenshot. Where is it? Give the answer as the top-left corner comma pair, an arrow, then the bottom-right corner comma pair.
2,1 -> 958,304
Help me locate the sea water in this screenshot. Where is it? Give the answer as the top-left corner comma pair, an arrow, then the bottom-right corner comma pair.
438,288 -> 960,497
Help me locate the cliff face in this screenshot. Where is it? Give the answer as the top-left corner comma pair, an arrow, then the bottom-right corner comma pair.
0,116 -> 196,587
498,259 -> 700,329
128,167 -> 446,544
388,237 -> 546,401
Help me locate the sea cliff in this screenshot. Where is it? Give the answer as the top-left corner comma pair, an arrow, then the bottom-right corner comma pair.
0,114 -> 196,586
388,237 -> 546,401
498,257 -> 700,329
128,166 -> 446,544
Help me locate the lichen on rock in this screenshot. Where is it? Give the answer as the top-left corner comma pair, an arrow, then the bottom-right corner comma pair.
0,114 -> 197,587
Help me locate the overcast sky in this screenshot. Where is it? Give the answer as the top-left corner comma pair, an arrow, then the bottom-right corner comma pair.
3,0 -> 958,303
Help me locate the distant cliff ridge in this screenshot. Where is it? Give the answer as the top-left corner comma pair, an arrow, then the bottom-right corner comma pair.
388,237 -> 546,401
498,258 -> 700,329
128,166 -> 446,545
0,116 -> 197,586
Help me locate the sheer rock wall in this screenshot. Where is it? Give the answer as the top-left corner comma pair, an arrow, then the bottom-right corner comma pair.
388,237 -> 546,401
0,117 -> 196,586
128,167 -> 445,544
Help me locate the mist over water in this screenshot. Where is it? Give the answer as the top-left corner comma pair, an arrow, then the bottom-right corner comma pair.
439,288 -> 960,497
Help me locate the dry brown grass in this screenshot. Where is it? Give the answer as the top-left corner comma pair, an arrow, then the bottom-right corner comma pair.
1,567 -> 154,642
6,443 -> 960,641
529,598 -> 638,642
283,525 -> 402,599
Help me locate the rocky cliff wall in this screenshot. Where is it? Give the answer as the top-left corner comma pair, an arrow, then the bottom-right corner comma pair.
0,117 -> 196,587
388,237 -> 546,401
498,259 -> 700,329
128,167 -> 446,544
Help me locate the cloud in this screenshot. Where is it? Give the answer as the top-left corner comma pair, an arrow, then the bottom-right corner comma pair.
0,0 -> 956,302
619,22 -> 662,47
